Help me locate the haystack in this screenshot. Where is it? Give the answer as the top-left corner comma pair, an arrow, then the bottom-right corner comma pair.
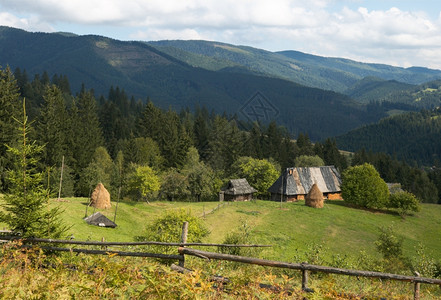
305,183 -> 324,208
90,183 -> 111,209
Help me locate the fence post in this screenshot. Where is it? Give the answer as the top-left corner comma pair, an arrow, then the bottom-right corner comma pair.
414,271 -> 420,300
179,222 -> 189,267
302,269 -> 309,291
301,263 -> 314,293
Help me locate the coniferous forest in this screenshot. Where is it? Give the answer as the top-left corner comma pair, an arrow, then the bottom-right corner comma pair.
1,66 -> 441,204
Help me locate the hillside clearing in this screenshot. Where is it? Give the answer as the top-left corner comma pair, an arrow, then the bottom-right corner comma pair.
17,198 -> 438,263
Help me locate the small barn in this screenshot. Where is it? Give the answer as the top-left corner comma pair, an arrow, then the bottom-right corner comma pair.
221,178 -> 257,201
84,212 -> 117,228
268,166 -> 342,202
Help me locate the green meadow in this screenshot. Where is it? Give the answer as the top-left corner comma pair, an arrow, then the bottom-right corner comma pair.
46,198 -> 441,262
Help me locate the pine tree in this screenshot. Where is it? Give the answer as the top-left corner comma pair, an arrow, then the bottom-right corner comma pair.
0,66 -> 22,191
37,84 -> 70,168
70,89 -> 104,177
0,100 -> 67,238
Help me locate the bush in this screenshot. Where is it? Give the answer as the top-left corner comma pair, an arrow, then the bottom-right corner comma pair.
375,225 -> 403,260
140,209 -> 209,244
341,163 -> 389,209
388,191 -> 420,217
218,220 -> 259,257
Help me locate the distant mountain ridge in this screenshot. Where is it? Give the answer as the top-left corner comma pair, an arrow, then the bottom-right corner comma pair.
149,40 -> 441,93
0,26 -> 436,141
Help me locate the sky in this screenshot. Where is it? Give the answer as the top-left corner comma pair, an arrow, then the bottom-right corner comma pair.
1,0 -> 441,69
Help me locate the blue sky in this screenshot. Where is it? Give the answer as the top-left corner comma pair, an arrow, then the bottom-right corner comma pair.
1,0 -> 440,69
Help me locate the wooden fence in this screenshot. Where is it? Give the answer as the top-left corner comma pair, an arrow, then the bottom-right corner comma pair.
1,224 -> 441,299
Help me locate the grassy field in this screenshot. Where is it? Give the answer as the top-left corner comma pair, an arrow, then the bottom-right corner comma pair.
2,197 -> 441,298
46,198 -> 222,241
37,198 -> 441,263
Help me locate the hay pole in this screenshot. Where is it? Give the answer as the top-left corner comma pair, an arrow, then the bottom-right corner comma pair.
57,155 -> 64,201
113,186 -> 121,223
179,247 -> 441,285
0,236 -> 271,248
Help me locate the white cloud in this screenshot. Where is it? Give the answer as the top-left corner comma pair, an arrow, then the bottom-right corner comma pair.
0,12 -> 53,32
1,0 -> 441,69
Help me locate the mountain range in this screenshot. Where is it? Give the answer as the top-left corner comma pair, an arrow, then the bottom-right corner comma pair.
1,26 -> 441,144
150,40 -> 441,92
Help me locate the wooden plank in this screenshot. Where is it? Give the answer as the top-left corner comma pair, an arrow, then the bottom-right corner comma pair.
179,247 -> 441,285
34,245 -> 182,260
0,236 -> 271,248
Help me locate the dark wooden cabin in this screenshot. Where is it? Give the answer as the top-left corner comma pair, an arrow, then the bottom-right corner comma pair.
221,178 -> 257,201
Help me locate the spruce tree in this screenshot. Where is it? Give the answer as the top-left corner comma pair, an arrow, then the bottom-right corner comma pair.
70,89 -> 104,178
0,101 -> 67,238
0,66 -> 22,191
37,84 -> 70,168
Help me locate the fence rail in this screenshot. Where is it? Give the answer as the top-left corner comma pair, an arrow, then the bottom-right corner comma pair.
0,236 -> 271,248
179,247 -> 441,285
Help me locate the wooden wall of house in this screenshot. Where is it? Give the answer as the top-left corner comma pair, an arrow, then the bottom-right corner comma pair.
270,192 -> 342,202
326,193 -> 342,200
225,194 -> 253,202
270,193 -> 300,202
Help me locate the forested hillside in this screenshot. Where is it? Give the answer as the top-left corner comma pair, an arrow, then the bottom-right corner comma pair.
0,26 -> 431,140
336,109 -> 441,167
1,66 -> 440,204
0,66 -> 350,199
380,79 -> 441,109
150,40 -> 441,92
344,77 -> 416,104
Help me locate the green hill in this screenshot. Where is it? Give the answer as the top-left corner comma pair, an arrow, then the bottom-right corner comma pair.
345,76 -> 416,103
150,40 -> 441,93
49,198 -> 441,262
381,79 -> 441,109
335,108 -> 441,166
0,26 -> 394,140
1,26 -> 439,140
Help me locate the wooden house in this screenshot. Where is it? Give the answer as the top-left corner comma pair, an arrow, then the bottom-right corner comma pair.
268,166 -> 342,201
221,178 -> 257,201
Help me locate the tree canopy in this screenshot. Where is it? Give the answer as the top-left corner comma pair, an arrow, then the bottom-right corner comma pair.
341,163 -> 389,209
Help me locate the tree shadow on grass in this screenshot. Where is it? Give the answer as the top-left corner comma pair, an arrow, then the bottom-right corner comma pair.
326,200 -> 399,217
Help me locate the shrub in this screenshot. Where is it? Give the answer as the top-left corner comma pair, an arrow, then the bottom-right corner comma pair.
218,219 -> 259,257
140,209 -> 209,244
388,191 -> 420,217
412,243 -> 437,278
375,225 -> 403,260
341,163 -> 389,209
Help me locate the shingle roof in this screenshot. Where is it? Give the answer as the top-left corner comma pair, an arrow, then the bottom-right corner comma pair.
222,178 -> 257,195
268,166 -> 341,195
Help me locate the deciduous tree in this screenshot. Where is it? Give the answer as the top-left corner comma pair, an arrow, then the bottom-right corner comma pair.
234,156 -> 280,198
341,163 -> 389,209
126,164 -> 161,201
